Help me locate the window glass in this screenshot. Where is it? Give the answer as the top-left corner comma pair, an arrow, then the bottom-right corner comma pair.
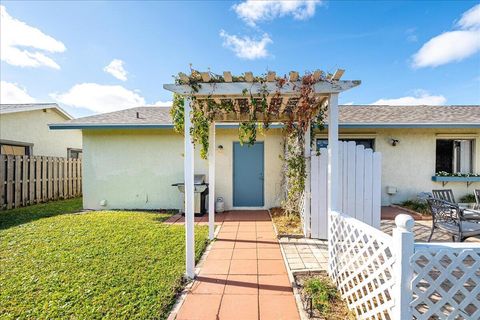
68,149 -> 82,159
0,144 -> 28,156
435,139 -> 474,174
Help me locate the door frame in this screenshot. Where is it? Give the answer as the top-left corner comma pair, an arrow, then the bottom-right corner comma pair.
232,141 -> 265,209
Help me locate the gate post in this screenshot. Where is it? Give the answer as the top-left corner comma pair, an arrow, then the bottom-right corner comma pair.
392,214 -> 414,319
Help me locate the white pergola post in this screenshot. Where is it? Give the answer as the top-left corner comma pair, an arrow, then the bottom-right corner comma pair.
303,125 -> 311,237
208,122 -> 216,240
184,97 -> 195,279
327,93 -> 339,213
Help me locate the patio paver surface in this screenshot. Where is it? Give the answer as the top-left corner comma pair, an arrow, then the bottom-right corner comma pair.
175,210 -> 300,320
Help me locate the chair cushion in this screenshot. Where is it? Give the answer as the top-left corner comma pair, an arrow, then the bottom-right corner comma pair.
437,221 -> 480,237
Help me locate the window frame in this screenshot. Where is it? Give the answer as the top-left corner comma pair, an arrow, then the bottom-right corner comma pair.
435,138 -> 475,174
67,148 -> 83,159
0,139 -> 33,156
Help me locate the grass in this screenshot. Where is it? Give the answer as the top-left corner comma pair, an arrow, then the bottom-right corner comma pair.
399,199 -> 430,216
0,197 -> 83,230
0,200 -> 209,319
270,207 -> 303,235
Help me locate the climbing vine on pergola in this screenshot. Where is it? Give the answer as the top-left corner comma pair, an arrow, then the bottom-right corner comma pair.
167,68 -> 359,215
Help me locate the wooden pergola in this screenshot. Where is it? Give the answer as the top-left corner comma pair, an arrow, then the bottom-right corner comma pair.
164,70 -> 360,279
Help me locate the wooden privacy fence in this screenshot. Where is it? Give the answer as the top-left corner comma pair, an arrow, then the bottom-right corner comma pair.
309,141 -> 382,239
0,155 -> 82,210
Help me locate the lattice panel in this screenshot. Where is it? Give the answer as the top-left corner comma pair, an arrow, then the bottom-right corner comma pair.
411,248 -> 480,320
329,211 -> 396,319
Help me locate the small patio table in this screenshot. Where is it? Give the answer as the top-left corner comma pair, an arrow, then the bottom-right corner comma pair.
459,203 -> 480,222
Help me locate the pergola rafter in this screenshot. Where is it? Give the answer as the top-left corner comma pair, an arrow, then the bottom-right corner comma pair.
163,69 -> 360,279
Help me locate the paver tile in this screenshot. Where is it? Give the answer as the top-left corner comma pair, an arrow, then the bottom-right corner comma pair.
259,275 -> 292,295
232,248 -> 257,260
259,295 -> 299,320
234,240 -> 257,249
176,294 -> 222,320
257,248 -> 283,260
224,274 -> 258,295
212,240 -> 235,249
208,249 -> 234,260
199,259 -> 231,275
191,274 -> 227,294
218,294 -> 259,320
258,259 -> 287,275
229,259 -> 258,274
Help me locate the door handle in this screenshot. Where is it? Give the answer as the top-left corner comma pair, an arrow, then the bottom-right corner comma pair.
259,173 -> 264,181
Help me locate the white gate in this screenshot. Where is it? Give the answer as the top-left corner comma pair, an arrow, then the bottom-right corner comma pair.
310,141 -> 382,239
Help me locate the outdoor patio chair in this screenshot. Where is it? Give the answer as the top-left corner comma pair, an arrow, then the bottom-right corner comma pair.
475,189 -> 480,205
432,189 -> 456,203
426,198 -> 480,242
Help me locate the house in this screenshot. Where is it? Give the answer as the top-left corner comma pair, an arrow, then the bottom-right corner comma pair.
50,104 -> 480,210
0,103 -> 82,158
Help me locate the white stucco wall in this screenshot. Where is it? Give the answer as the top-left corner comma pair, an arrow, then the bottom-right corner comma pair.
318,128 -> 480,205
0,109 -> 82,157
82,128 -> 284,210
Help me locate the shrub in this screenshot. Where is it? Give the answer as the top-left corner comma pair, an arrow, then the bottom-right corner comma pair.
400,199 -> 430,215
459,194 -> 476,203
304,277 -> 338,315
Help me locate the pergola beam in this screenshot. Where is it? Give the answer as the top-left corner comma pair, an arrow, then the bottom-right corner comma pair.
163,80 -> 360,97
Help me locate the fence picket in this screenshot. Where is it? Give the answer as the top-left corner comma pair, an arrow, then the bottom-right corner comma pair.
0,156 -> 82,210
363,149 -> 373,226
22,156 -> 28,206
29,157 -> 35,204
14,156 -> 21,208
318,149 -> 328,238
6,156 -> 13,209
346,141 -> 356,217
41,157 -> 47,202
310,154 -> 320,238
35,156 -> 41,203
0,155 -> 5,209
354,145 -> 365,222
372,153 -> 382,228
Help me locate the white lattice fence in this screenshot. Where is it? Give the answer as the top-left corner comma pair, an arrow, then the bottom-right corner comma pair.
411,244 -> 480,320
329,210 -> 396,319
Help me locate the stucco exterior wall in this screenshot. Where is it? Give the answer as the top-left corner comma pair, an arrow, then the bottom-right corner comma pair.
82,128 -> 284,210
0,109 -> 82,157
317,128 -> 480,205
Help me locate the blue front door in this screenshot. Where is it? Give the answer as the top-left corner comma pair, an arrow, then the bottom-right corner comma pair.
233,142 -> 264,207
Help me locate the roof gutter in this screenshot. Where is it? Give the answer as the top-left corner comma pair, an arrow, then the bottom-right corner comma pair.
50,122 -> 480,130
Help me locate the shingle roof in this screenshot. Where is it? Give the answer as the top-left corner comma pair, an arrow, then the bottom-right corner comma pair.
337,105 -> 480,125
49,105 -> 480,129
0,103 -> 72,119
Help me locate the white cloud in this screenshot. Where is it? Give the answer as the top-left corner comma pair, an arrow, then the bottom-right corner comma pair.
220,30 -> 272,59
153,100 -> 172,107
233,0 -> 321,26
343,102 -> 354,105
412,4 -> 480,68
51,83 -> 145,113
104,59 -> 128,81
0,5 -> 66,69
372,90 -> 446,106
0,81 -> 36,104
458,3 -> 480,29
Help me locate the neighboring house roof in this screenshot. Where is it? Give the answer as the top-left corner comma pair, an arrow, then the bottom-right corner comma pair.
49,105 -> 480,129
0,103 -> 73,120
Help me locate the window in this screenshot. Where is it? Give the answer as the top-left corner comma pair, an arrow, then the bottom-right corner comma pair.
68,148 -> 82,159
316,138 -> 375,150
0,141 -> 31,156
436,139 -> 474,174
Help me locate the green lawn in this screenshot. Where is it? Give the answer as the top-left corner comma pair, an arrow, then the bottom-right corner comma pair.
0,199 -> 208,319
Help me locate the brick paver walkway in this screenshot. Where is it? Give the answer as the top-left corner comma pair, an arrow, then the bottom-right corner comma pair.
175,210 -> 300,320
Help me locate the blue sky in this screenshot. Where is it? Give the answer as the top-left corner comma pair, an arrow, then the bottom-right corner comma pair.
1,1 -> 479,118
